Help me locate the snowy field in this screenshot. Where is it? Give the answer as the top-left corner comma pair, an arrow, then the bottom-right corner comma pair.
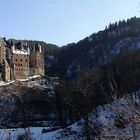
0,127 -> 59,140
0,122 -> 83,140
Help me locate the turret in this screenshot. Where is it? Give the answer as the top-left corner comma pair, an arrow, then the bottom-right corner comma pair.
27,45 -> 30,54
11,45 -> 15,53
33,45 -> 36,52
39,44 -> 42,53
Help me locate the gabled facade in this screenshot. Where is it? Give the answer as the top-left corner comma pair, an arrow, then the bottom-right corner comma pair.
0,38 -> 45,81
29,43 -> 44,76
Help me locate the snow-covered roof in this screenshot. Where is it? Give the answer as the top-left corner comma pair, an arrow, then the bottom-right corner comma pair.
13,49 -> 30,55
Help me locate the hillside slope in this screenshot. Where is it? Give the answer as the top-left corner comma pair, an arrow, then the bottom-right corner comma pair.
47,17 -> 140,77
0,76 -> 58,128
1,93 -> 140,140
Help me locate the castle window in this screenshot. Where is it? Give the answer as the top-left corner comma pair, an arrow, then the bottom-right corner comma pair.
15,59 -> 17,62
21,64 -> 23,66
20,59 -> 22,62
26,59 -> 27,62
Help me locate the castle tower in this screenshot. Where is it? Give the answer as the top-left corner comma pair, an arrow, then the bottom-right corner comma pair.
2,60 -> 10,81
0,38 -> 6,64
11,42 -> 30,79
29,43 -> 44,76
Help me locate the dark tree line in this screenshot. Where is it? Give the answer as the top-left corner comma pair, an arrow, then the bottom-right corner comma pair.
55,49 -> 140,139
49,17 -> 140,77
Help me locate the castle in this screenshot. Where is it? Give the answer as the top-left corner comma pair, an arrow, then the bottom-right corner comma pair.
0,38 -> 44,81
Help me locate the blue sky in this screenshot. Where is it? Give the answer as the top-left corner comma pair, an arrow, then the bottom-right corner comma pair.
0,0 -> 139,46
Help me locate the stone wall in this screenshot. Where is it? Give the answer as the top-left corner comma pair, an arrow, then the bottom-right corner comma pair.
29,52 -> 44,76
2,60 -> 10,81
0,47 -> 6,64
12,53 -> 29,79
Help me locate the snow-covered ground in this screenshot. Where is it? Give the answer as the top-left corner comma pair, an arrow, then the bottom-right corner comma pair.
0,75 -> 41,87
1,93 -> 140,140
0,122 -> 84,140
17,75 -> 41,82
0,80 -> 15,86
0,127 -> 59,140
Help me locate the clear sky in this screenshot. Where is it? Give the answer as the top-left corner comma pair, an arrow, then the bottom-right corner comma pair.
0,0 -> 139,46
